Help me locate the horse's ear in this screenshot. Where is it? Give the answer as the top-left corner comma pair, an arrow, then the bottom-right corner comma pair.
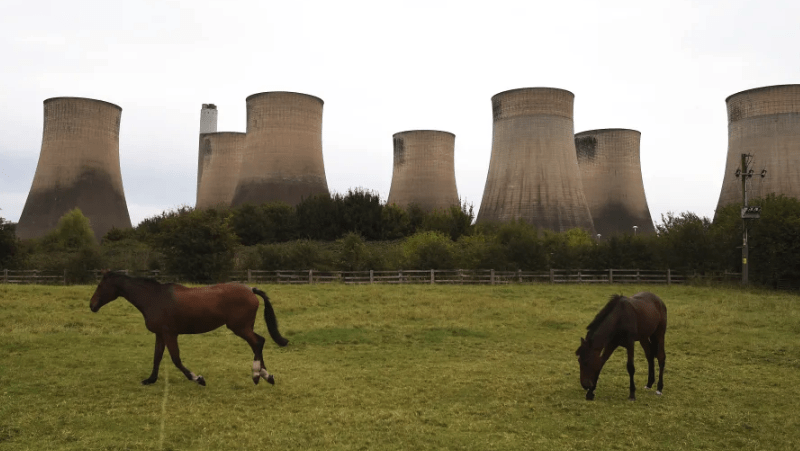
100,269 -> 109,275
580,337 -> 586,346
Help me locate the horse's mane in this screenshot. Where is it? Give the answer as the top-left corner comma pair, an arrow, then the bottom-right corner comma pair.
586,294 -> 625,338
108,271 -> 164,286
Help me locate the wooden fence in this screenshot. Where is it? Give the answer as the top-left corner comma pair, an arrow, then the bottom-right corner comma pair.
0,269 -> 67,285
1,268 -> 743,286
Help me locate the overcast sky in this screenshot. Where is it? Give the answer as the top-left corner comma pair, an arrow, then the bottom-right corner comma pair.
1,0 -> 798,228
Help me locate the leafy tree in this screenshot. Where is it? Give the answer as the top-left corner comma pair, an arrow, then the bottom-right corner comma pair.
152,208 -> 238,283
340,189 -> 384,240
379,204 -> 408,240
421,202 -> 475,241
41,208 -> 97,250
0,217 -> 21,268
31,209 -> 103,283
655,212 -> 719,272
295,194 -> 341,240
231,203 -> 297,245
717,194 -> 800,286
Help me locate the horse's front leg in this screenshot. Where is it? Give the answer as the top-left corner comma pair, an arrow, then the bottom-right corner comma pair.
142,334 -> 165,385
626,344 -> 636,401
587,345 -> 617,401
163,333 -> 206,386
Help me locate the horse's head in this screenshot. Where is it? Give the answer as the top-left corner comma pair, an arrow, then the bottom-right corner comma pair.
576,337 -> 601,391
90,271 -> 121,312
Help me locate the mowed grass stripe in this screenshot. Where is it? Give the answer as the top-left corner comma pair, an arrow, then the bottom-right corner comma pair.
0,284 -> 798,450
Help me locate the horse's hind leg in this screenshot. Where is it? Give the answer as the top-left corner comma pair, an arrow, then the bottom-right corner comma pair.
655,329 -> 666,395
231,326 -> 274,386
640,338 -> 656,390
163,333 -> 206,386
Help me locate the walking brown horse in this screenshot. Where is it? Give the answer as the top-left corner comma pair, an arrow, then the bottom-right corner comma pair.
89,271 -> 288,386
575,292 -> 667,401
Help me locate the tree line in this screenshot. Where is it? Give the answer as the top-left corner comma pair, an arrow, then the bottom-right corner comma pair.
1,190 -> 799,287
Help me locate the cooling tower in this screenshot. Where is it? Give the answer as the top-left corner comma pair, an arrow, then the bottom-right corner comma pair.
196,132 -> 246,209
231,92 -> 329,206
575,129 -> 655,236
476,88 -> 595,233
387,130 -> 460,211
200,104 -> 218,134
715,85 -> 800,216
16,97 -> 131,240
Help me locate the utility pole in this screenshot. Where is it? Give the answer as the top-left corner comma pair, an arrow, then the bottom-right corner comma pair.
736,153 -> 766,284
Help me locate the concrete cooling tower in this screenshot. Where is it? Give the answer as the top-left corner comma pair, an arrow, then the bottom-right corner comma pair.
231,92 -> 329,207
715,85 -> 800,215
196,132 -> 246,209
16,97 -> 131,240
575,129 -> 655,236
476,88 -> 595,233
387,130 -> 460,211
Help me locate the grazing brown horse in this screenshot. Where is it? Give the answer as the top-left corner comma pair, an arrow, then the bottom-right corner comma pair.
89,271 -> 288,386
575,292 -> 667,401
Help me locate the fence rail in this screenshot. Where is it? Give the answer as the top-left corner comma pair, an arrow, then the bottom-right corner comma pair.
0,268 -> 742,286
0,269 -> 66,285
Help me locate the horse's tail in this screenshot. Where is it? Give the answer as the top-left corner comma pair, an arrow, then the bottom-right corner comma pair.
252,288 -> 289,347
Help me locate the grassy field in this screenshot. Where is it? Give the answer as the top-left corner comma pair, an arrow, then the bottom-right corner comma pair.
1,282 -> 799,450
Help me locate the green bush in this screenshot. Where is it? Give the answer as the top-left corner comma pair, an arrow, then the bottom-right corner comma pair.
403,231 -> 455,269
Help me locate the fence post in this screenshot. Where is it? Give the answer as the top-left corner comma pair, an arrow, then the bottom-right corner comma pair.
609,268 -> 613,284
369,270 -> 374,284
518,269 -> 522,283
491,269 -> 495,285
63,269 -> 67,285
399,270 -> 403,284
667,269 -> 671,286
309,269 -> 313,285
636,269 -> 640,283
549,269 -> 555,284
430,269 -> 434,285
578,270 -> 582,283
3,268 -> 7,284
247,269 -> 252,284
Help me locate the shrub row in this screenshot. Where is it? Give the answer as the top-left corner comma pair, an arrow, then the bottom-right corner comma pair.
3,194 -> 800,286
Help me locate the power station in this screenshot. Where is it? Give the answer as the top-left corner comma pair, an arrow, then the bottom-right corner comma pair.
196,132 -> 246,209
16,97 -> 132,240
715,84 -> 800,215
387,130 -> 460,211
231,91 -> 329,207
575,129 -> 655,236
476,88 -> 595,233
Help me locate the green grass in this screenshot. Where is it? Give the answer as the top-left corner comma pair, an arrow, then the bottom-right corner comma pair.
1,283 -> 799,450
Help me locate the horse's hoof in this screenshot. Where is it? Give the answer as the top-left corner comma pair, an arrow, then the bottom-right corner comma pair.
585,393 -> 595,401
141,378 -> 157,385
645,386 -> 652,390
196,376 -> 206,386
266,374 -> 275,385
628,397 -> 636,402
252,376 -> 260,385
656,391 -> 662,396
